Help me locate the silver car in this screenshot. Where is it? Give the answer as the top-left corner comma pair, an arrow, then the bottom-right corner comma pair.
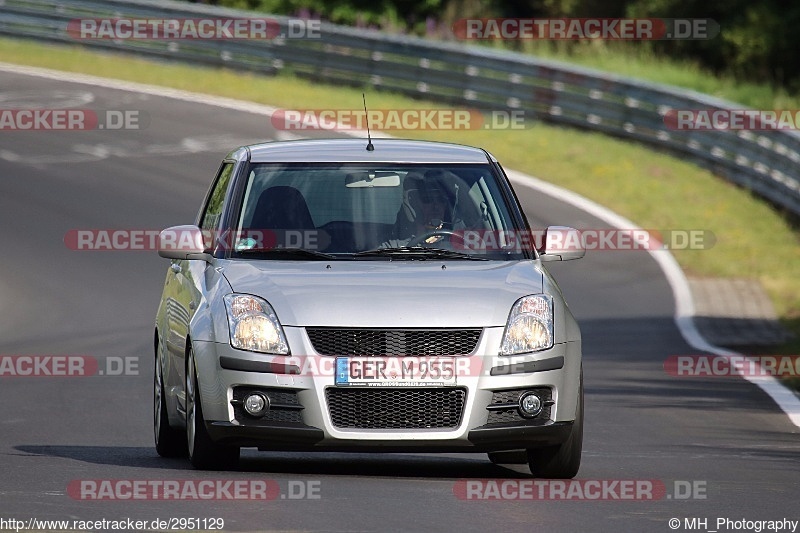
154,138 -> 585,477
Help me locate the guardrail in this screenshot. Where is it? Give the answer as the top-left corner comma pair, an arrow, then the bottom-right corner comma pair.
2,0 -> 799,216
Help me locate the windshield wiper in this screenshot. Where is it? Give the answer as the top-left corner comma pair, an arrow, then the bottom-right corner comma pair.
236,247 -> 338,260
353,246 -> 488,260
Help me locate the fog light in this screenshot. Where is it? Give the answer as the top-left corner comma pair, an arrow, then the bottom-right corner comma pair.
518,392 -> 543,418
243,392 -> 270,417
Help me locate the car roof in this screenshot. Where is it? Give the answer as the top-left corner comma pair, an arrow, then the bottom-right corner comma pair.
238,138 -> 497,164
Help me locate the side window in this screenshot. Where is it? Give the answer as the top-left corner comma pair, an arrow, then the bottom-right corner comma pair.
200,163 -> 234,231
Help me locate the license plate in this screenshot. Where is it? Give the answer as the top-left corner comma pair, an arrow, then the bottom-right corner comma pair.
335,357 -> 456,387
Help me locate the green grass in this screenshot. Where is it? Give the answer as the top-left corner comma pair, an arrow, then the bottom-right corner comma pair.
1,37 -> 798,338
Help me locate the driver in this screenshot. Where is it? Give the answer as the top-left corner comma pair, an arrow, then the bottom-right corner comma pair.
382,173 -> 456,248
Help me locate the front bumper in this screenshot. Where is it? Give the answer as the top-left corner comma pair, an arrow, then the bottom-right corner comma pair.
192,327 -> 581,452
205,419 -> 574,453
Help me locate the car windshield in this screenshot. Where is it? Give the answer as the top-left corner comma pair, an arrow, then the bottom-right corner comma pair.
230,163 -> 528,260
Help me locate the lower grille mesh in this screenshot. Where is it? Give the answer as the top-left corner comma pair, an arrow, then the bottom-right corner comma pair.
326,387 -> 467,429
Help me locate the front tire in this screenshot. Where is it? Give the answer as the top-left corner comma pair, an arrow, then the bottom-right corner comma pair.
527,370 -> 583,478
185,346 -> 239,470
154,348 -> 186,457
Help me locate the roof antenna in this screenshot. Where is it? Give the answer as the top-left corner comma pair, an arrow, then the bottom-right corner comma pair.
362,93 -> 374,152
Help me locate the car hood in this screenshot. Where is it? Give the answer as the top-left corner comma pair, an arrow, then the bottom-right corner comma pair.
219,260 -> 544,327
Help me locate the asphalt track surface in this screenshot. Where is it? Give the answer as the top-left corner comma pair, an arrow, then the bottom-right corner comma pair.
0,70 -> 798,533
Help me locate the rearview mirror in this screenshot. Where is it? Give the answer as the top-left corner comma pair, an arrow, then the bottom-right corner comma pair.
539,226 -> 585,262
345,171 -> 401,188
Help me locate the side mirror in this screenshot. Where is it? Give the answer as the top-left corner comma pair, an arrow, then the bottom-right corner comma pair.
157,225 -> 212,261
539,226 -> 585,262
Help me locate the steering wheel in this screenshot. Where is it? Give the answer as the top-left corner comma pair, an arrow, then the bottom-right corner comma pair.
407,229 -> 464,248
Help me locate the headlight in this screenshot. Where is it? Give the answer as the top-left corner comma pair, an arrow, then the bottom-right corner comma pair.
224,294 -> 289,354
500,294 -> 554,355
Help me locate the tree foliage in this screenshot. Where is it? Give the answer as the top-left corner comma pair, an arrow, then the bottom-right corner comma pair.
191,0 -> 800,90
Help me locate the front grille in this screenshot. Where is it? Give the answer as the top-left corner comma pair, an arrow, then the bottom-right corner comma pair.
232,387 -> 303,424
486,387 -> 552,424
306,328 -> 482,356
326,387 -> 467,429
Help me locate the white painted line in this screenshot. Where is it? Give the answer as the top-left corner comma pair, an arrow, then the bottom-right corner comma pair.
3,61 -> 798,426
0,62 -> 284,117
505,169 -> 800,428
